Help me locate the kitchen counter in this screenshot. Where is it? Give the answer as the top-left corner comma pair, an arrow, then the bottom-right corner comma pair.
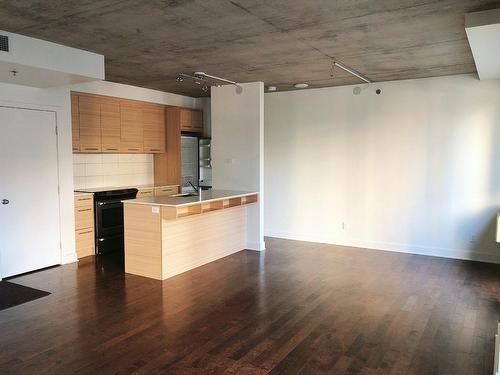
74,191 -> 94,196
75,184 -> 179,194
124,190 -> 257,207
122,189 -> 259,280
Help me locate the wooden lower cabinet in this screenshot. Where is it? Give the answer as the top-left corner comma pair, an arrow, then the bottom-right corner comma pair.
137,188 -> 154,198
74,193 -> 95,259
75,228 -> 95,258
154,185 -> 178,197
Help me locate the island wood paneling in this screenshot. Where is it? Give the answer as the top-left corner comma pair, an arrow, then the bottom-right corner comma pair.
161,206 -> 246,279
124,203 -> 163,280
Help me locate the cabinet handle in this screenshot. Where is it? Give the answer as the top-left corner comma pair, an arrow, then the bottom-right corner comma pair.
84,147 -> 98,151
78,208 -> 92,212
78,197 -> 91,201
78,230 -> 92,235
105,148 -> 118,151
128,148 -> 140,151
150,148 -> 160,151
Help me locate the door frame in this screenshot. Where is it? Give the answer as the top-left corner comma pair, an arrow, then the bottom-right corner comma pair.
0,104 -> 62,280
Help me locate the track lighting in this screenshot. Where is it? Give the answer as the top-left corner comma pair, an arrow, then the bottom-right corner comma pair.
175,71 -> 239,92
332,60 -> 371,84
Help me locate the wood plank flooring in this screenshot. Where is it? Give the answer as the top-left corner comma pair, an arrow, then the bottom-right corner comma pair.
1,237 -> 499,374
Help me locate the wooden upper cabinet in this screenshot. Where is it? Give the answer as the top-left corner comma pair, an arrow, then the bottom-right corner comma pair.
100,97 -> 121,153
143,104 -> 165,153
120,101 -> 144,153
179,108 -> 203,133
71,92 -> 170,154
191,110 -> 203,133
71,93 -> 80,152
78,95 -> 101,152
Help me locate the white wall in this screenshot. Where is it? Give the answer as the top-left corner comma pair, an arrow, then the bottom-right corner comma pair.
265,74 -> 500,263
0,30 -> 104,87
211,82 -> 265,251
73,154 -> 154,189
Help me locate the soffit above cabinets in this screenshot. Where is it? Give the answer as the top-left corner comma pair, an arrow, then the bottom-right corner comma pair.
465,9 -> 500,80
0,30 -> 104,88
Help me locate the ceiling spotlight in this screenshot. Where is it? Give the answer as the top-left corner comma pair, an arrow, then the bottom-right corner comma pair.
10,70 -> 18,77
267,86 -> 277,92
202,85 -> 209,92
293,83 -> 309,89
194,81 -> 201,85
175,76 -> 183,82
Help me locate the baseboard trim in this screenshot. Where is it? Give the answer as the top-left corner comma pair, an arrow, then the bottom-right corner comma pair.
247,240 -> 266,251
61,252 -> 78,265
265,231 -> 500,264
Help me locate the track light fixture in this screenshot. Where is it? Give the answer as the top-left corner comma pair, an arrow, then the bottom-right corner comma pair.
332,60 -> 371,84
175,71 -> 239,92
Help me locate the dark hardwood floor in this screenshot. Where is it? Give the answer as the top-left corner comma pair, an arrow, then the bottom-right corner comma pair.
1,237 -> 499,374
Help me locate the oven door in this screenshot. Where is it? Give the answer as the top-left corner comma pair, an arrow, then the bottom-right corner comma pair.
95,200 -> 124,254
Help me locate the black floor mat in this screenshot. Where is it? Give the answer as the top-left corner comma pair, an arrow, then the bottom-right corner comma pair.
0,281 -> 50,311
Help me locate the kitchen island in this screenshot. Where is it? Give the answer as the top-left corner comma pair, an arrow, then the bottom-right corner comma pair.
123,190 -> 258,280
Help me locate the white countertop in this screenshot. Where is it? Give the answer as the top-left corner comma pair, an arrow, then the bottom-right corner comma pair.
123,190 -> 257,207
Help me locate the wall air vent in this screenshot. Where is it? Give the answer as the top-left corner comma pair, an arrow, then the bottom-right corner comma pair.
0,35 -> 9,52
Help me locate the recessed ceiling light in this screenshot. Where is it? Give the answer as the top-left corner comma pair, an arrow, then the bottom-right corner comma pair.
267,86 -> 277,91
293,83 -> 309,89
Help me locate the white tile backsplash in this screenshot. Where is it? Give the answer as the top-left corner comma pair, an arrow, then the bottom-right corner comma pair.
73,154 -> 154,189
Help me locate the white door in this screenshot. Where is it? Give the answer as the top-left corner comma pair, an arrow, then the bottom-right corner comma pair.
0,106 -> 61,278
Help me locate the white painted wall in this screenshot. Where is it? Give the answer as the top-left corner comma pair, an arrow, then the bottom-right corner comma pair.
265,74 -> 500,263
0,30 -> 104,87
211,82 -> 265,251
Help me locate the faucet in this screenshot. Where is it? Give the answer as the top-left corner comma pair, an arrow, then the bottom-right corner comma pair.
188,181 -> 199,194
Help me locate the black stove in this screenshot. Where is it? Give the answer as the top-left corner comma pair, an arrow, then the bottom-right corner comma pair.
93,188 -> 138,255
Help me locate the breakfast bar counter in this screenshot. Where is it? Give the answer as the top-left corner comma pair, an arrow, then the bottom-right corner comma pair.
122,190 -> 258,280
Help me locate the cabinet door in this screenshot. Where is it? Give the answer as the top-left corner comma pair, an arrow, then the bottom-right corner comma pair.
79,96 -> 101,152
101,97 -> 121,153
192,110 -> 203,133
120,101 -> 143,153
179,108 -> 193,131
71,93 -> 80,152
143,104 -> 165,153
154,185 -> 178,196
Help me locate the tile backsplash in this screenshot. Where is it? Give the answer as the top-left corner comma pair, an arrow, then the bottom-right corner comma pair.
73,154 -> 154,190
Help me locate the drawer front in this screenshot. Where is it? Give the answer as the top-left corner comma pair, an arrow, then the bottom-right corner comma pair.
75,206 -> 94,230
75,228 -> 95,258
74,195 -> 93,207
154,186 -> 178,196
137,189 -> 154,198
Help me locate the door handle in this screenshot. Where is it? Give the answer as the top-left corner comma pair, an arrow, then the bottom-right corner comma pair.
2,199 -> 9,205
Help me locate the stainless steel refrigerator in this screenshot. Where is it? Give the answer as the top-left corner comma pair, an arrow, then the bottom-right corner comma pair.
181,135 -> 199,193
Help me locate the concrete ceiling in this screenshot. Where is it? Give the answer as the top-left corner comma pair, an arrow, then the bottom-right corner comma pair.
0,0 -> 499,97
